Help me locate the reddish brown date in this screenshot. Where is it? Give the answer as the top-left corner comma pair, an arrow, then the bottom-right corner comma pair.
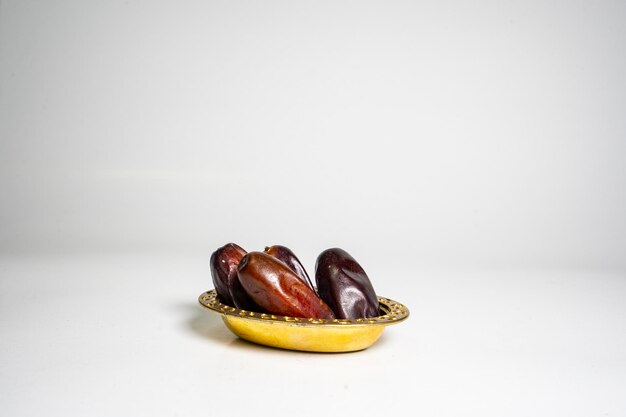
315,248 -> 379,319
210,243 -> 261,311
237,252 -> 335,319
264,245 -> 314,289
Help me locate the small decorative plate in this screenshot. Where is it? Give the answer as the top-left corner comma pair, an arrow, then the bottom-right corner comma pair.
198,289 -> 409,352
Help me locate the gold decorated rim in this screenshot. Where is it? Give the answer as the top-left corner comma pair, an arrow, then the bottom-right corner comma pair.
198,289 -> 410,326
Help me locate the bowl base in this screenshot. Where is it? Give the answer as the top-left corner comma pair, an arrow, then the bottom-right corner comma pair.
223,316 -> 385,352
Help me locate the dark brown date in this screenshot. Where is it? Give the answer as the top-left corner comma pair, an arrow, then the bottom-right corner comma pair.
264,245 -> 314,289
315,248 -> 379,319
237,252 -> 335,319
210,243 -> 260,311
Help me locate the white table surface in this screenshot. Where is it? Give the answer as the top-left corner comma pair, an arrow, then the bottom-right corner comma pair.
1,253 -> 625,416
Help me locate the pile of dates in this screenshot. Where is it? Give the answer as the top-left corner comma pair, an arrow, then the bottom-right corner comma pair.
210,244 -> 379,319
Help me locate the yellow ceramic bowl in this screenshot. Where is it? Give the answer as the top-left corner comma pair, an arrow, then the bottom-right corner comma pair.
198,289 -> 409,353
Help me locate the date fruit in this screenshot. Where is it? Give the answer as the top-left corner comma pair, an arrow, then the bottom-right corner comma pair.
315,248 -> 379,319
264,245 -> 314,289
237,252 -> 336,319
210,243 -> 261,311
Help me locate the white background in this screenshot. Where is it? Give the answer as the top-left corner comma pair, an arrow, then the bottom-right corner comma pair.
1,1 -> 625,416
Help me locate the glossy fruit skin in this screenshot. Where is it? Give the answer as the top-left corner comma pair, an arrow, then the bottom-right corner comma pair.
210,243 -> 260,311
315,248 -> 379,319
237,252 -> 336,319
264,245 -> 314,289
